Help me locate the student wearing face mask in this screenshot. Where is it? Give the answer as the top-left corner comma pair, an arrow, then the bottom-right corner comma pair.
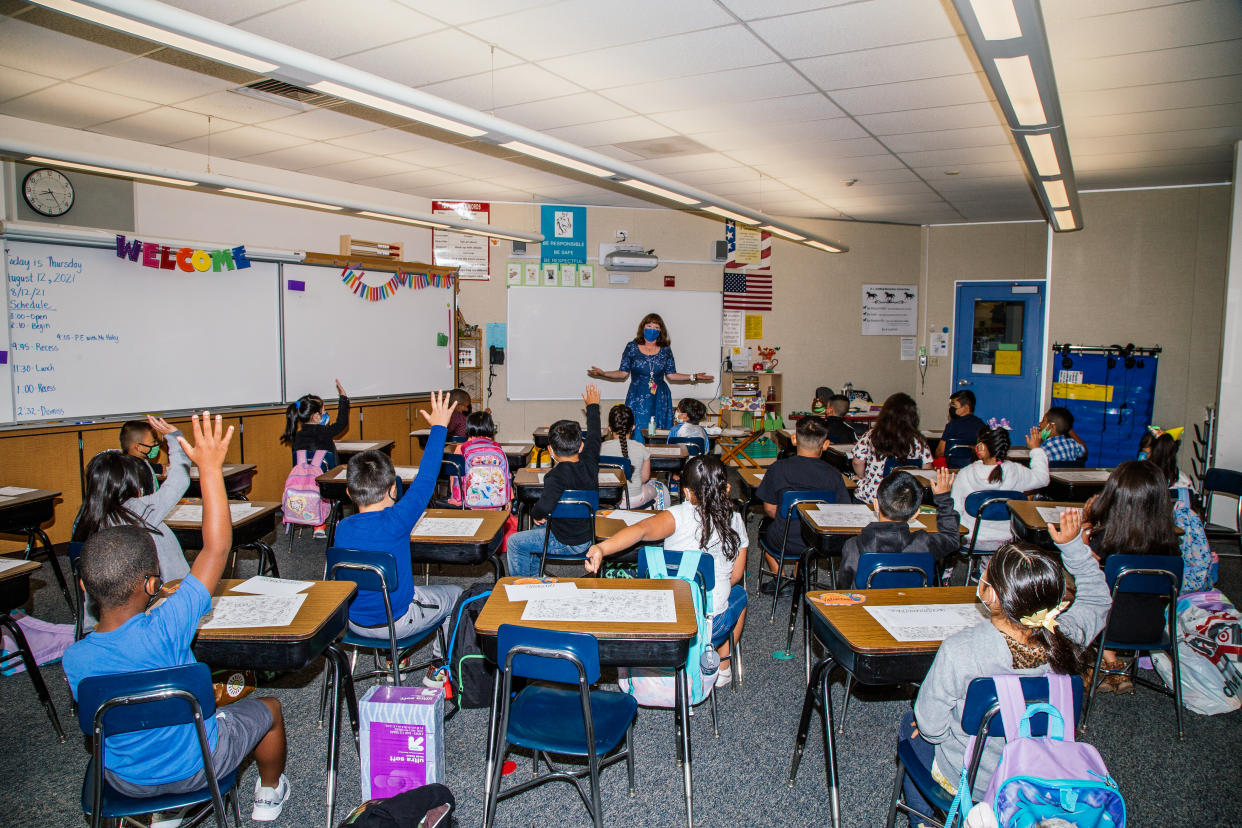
120,418 -> 165,492
588,312 -> 714,442
281,378 -> 349,470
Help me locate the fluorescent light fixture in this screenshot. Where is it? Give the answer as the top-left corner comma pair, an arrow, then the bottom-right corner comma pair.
1052,209 -> 1076,231
310,81 -> 486,138
617,179 -> 700,205
1022,133 -> 1061,177
993,55 -> 1047,126
24,156 -> 197,186
968,0 -> 1023,39
500,141 -> 615,178
34,0 -> 277,74
702,206 -> 760,226
218,188 -> 343,210
804,240 -> 843,253
450,226 -> 530,242
1042,179 -> 1070,209
357,211 -> 449,229
761,225 -> 807,241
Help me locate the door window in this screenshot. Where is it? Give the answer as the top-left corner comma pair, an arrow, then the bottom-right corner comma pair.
971,300 -> 1025,375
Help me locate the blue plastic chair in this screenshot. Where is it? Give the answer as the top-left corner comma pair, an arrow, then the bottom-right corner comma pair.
483,625 -> 637,828
885,675 -> 1084,828
757,490 -> 837,621
1083,554 -> 1184,739
597,455 -> 635,507
962,490 -> 1028,584
881,457 -> 924,478
944,443 -> 975,470
538,490 -> 598,575
76,663 -> 240,828
668,434 -> 708,457
439,454 -> 467,509
1202,467 -> 1242,548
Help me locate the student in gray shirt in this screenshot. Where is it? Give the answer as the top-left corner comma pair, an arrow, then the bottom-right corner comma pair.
902,508 -> 1111,813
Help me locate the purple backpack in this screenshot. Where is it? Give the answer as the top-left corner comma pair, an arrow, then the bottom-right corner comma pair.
282,449 -> 332,528
947,674 -> 1125,828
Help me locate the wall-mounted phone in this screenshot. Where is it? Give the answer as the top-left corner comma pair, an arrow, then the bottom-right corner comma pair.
489,345 -> 505,365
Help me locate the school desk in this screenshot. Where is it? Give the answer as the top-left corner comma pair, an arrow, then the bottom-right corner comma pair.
1047,468 -> 1113,501
511,466 -> 627,528
789,587 -> 979,828
165,501 -> 281,578
334,439 -> 395,460
0,487 -> 73,615
408,508 -> 510,580
316,463 -> 423,546
595,509 -> 659,539
821,443 -> 855,473
159,462 -> 257,499
475,577 -> 699,827
192,578 -> 358,828
0,554 -> 64,741
644,442 -> 690,474
739,468 -> 857,492
1008,499 -> 1083,546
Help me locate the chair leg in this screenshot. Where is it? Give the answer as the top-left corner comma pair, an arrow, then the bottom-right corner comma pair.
0,613 -> 64,742
231,788 -> 243,827
30,528 -> 75,616
1167,642 -> 1185,741
885,755 -> 908,828
769,564 -> 783,623
625,725 -> 637,795
317,658 -> 333,728
837,675 -> 853,734
1081,644 -> 1107,731
709,685 -> 720,738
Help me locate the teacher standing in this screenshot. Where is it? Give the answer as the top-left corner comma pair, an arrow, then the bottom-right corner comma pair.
588,313 -> 713,436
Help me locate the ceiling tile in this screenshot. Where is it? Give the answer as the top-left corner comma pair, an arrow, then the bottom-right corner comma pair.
437,156 -> 534,178
633,153 -> 744,174
1072,126 -> 1242,157
730,136 -> 890,165
544,116 -> 675,147
603,62 -> 814,113
651,93 -> 844,134
858,101 -> 1003,136
690,117 -> 867,152
167,125 -> 310,158
881,124 -> 1013,153
1068,103 -> 1242,140
1056,39 -> 1242,93
676,166 -> 765,186
238,0 -> 444,59
261,108 -> 383,141
75,57 -> 238,105
178,89 -> 309,124
1046,0 -> 1242,58
540,26 -> 773,90
389,142 -> 495,168
420,64 -> 582,111
390,0 -> 563,26
158,0 -> 294,24
897,144 -> 1019,168
912,160 -> 1026,179
747,0 -> 960,61
327,128 -> 445,156
0,82 -> 153,129
461,0 -> 734,62
800,167 -> 922,187
341,29 -> 522,87
303,155 -> 419,181
89,107 -> 240,144
1062,75 -> 1242,119
367,168 -> 472,190
0,18 -> 142,80
797,36 -> 976,91
718,0 -> 859,21
237,141 -> 368,170
829,72 -> 992,115
494,92 -> 632,131
0,66 -> 58,102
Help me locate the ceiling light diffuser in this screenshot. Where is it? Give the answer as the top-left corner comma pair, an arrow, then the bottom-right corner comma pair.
617,179 -> 700,205
1042,179 -> 1069,209
1022,133 -> 1061,177
968,0 -> 1023,39
702,206 -> 759,225
218,188 -> 343,210
24,156 -> 197,186
311,81 -> 487,138
500,141 -> 615,178
993,55 -> 1047,126
761,225 -> 807,241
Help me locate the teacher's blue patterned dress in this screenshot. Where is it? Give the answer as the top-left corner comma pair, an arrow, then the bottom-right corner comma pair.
620,341 -> 676,433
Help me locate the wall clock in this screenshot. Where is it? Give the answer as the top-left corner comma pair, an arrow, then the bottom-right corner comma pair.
23,167 -> 75,217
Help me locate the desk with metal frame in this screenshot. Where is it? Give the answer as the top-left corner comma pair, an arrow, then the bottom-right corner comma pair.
334,440 -> 395,461
0,555 -> 64,741
512,467 -> 627,529
1046,468 -> 1112,501
788,586 -> 979,828
1007,499 -> 1082,547
160,463 -> 258,500
317,464 -> 423,547
166,501 -> 281,578
409,508 -> 510,580
475,577 -> 698,827
0,487 -> 72,614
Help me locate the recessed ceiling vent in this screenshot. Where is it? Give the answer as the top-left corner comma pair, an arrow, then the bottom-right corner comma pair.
611,135 -> 712,160
230,79 -> 344,111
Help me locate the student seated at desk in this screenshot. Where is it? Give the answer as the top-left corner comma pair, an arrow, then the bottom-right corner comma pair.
446,388 -> 472,439
756,416 -> 851,595
120,418 -> 163,492
282,378 -> 350,467
1038,405 -> 1086,463
601,403 -> 658,509
668,397 -> 710,455
507,385 -> 602,577
935,389 -> 986,458
901,515 -> 1109,816
1136,429 -> 1214,591
837,469 -> 959,588
335,391 -> 462,682
949,423 -> 1049,551
585,455 -> 747,687
853,393 -> 933,504
75,416 -> 192,625
449,411 -> 514,510
822,395 -> 859,445
64,413 -> 293,822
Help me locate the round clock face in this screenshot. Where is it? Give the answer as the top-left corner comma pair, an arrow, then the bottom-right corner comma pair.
23,168 -> 75,217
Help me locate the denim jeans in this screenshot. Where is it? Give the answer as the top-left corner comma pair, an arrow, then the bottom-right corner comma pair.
506,525 -> 590,577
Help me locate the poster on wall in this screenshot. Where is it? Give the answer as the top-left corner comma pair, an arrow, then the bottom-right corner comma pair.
861,284 -> 918,336
432,201 -> 490,280
540,205 -> 586,264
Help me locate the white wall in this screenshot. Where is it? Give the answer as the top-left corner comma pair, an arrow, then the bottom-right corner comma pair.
1213,143 -> 1242,523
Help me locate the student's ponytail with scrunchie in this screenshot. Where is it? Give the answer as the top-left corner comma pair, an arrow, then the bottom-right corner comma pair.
986,543 -> 1084,675
609,404 -> 635,461
977,425 -> 1011,484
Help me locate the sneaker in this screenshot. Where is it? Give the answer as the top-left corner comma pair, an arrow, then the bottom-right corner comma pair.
313,528 -> 328,539
714,667 -> 733,688
150,810 -> 186,828
423,666 -> 448,689
252,774 -> 291,822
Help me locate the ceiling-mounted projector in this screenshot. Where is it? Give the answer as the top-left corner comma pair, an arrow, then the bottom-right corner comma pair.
603,243 -> 659,272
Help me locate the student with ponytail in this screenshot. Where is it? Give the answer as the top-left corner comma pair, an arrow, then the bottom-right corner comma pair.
949,419 -> 1050,551
585,455 -> 748,686
281,378 -> 349,468
600,403 -> 658,508
900,510 -> 1111,812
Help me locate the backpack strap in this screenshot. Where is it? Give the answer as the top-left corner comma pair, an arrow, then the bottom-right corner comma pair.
295,449 -> 308,466
1047,672 -> 1076,741
674,549 -> 703,583
311,449 -> 327,469
642,546 -> 668,579
992,674 -> 1029,744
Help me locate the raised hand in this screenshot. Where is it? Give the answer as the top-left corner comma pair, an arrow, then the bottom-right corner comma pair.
1048,507 -> 1083,545
335,378 -> 347,396
147,415 -> 177,436
583,384 -> 601,406
931,467 -> 955,495
1026,426 -> 1042,449
419,390 -> 453,429
177,411 -> 233,471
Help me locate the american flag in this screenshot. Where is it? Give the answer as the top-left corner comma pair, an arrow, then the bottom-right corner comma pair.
723,270 -> 772,310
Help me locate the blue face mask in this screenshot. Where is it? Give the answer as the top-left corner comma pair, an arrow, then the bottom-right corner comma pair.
643,327 -> 659,342
319,413 -> 330,426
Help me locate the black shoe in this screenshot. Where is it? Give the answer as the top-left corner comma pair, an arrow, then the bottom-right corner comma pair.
778,580 -> 796,597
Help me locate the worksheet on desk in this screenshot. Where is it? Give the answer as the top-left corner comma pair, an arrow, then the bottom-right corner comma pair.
863,603 -> 987,642
333,442 -> 375,451
604,510 -> 655,526
411,517 -> 483,538
522,589 -> 676,624
167,503 -> 264,523
645,446 -> 682,456
1036,506 -> 1067,525
1053,470 -> 1110,482
807,504 -> 877,528
0,486 -> 35,496
199,594 -> 307,629
0,557 -> 28,573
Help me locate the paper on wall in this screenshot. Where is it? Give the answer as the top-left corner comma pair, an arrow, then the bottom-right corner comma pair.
900,337 -> 916,360
863,603 -> 987,642
722,310 -> 743,348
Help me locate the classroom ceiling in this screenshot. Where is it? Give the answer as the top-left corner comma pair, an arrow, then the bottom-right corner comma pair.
0,0 -> 1239,227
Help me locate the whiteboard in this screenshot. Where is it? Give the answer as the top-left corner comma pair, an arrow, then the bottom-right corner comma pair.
4,240 -> 281,422
506,286 -> 722,401
0,287 -> 12,423
282,263 -> 454,401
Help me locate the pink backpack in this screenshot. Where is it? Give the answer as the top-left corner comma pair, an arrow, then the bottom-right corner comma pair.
282,449 -> 331,527
450,438 -> 511,509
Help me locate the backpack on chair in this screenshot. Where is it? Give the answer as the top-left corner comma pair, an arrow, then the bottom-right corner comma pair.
450,440 -> 511,510
282,449 -> 332,529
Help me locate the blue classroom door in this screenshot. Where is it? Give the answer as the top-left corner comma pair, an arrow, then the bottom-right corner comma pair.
952,281 -> 1046,434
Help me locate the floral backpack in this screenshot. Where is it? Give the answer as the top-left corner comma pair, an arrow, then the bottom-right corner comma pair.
282,449 -> 331,528
450,438 -> 511,510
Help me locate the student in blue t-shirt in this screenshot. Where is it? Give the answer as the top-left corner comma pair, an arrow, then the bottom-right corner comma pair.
63,413 -> 292,823
333,390 -> 462,685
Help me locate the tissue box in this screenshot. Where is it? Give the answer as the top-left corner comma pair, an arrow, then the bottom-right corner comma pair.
359,685 -> 444,800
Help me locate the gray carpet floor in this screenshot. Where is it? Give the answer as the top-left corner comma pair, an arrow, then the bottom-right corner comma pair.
2,519 -> 1239,828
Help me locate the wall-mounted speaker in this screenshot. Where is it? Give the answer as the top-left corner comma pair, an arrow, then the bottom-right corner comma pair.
712,240 -> 728,262
512,241 -> 527,255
